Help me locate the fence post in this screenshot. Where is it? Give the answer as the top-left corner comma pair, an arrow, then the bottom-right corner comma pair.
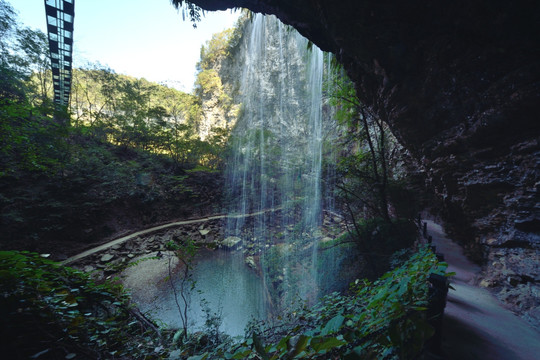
426,272 -> 449,355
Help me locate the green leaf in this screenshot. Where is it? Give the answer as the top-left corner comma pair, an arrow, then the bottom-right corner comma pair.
187,354 -> 209,360
276,336 -> 289,351
253,332 -> 269,360
173,329 -> 184,343
289,335 -> 309,357
311,336 -> 346,353
230,348 -> 251,359
321,314 -> 345,336
345,345 -> 365,360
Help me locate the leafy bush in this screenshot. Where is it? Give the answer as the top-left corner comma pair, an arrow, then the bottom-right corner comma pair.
0,246 -> 449,360
197,246 -> 447,359
0,251 -> 164,359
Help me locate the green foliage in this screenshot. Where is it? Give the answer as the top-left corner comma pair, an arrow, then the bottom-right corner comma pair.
70,65 -> 229,169
0,248 -> 447,359
0,40 -> 228,243
0,1 -> 51,103
0,99 -> 68,177
198,28 -> 235,71
201,298 -> 224,345
354,218 -> 417,253
0,251 -> 165,359
196,69 -> 223,93
328,63 -> 414,223
171,1 -> 204,28
164,236 -> 199,341
196,246 -> 447,359
15,27 -> 51,104
0,132 -> 210,248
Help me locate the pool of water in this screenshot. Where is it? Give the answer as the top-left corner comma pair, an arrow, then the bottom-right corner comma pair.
122,249 -> 266,337
121,240 -> 363,337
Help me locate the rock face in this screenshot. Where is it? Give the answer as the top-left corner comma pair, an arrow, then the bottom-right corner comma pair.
195,28 -> 243,140
175,0 -> 540,318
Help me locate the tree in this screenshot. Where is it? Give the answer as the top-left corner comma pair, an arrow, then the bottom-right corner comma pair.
330,66 -> 400,222
327,63 -> 417,275
165,238 -> 198,340
0,0 -> 31,100
0,1 -> 67,177
197,28 -> 234,71
70,65 -> 120,135
17,28 -> 51,106
68,62 -> 229,168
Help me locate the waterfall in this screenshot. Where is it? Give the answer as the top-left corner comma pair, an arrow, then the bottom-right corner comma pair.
120,15 -> 348,337
121,15 -> 353,337
225,14 -> 335,312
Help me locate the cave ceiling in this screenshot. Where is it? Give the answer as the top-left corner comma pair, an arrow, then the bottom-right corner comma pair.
174,0 -> 540,251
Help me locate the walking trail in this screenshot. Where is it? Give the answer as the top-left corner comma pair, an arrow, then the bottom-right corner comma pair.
61,208 -> 283,265
61,215 -> 227,265
425,220 -> 540,360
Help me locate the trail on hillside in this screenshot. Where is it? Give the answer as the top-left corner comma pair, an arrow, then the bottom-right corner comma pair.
426,220 -> 540,360
61,209 -> 283,265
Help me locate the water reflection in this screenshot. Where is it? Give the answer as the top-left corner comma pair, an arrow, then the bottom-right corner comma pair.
125,249 -> 266,337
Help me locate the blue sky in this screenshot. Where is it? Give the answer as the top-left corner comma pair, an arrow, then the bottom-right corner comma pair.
9,0 -> 240,91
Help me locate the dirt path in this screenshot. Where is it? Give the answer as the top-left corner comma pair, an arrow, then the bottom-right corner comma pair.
60,209 -> 284,266
425,220 -> 540,359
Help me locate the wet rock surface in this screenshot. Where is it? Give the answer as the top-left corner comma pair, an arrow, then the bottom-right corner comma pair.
68,210 -> 348,279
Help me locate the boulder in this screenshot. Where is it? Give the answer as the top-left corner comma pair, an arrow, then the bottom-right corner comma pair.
221,236 -> 242,250
479,279 -> 495,288
83,265 -> 95,273
245,256 -> 256,269
100,253 -> 114,263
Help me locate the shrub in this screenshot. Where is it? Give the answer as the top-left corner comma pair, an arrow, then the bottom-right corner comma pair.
186,246 -> 448,359
0,251 -> 164,359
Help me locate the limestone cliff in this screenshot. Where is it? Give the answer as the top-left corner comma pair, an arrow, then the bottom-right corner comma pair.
194,25 -> 243,140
